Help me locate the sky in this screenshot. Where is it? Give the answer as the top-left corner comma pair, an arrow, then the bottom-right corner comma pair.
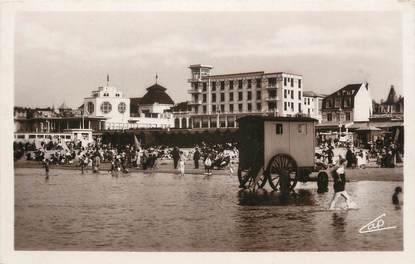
15,11 -> 402,108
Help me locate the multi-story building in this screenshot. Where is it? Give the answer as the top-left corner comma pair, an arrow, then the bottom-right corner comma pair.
320,82 -> 373,130
187,64 -> 304,128
372,85 -> 403,119
302,91 -> 325,123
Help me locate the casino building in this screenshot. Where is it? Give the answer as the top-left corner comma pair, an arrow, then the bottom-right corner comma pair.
187,64 -> 304,129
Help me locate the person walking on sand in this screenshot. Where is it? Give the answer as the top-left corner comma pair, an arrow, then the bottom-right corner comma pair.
193,147 -> 201,169
204,155 -> 212,175
178,151 -> 186,176
172,146 -> 180,169
329,158 -> 357,210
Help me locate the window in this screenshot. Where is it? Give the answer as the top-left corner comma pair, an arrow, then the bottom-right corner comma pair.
291,78 -> 294,87
203,82 -> 207,91
284,77 -> 287,86
118,102 -> 127,113
298,91 -> 301,100
247,79 -> 252,88
238,80 -> 243,89
299,79 -> 302,88
256,78 -> 261,88
344,98 -> 351,108
194,94 -> 199,102
327,113 -> 332,121
276,124 -> 283,134
304,98 -> 307,104
325,100 -> 332,108
212,105 -> 216,113
268,102 -> 276,110
194,83 -> 199,89
220,104 -> 225,113
212,82 -> 216,91
203,94 -> 207,103
194,106 -> 199,114
291,102 -> 294,110
238,104 -> 243,112
229,104 -> 234,112
238,92 -> 243,101
256,91 -> 261,100
203,105 -> 207,113
268,77 -> 276,87
334,98 -> 341,108
308,98 -> 310,105
284,89 -> 287,98
229,92 -> 234,102
257,103 -> 261,111
212,94 -> 216,102
220,93 -> 225,102
291,90 -> 294,99
298,124 -> 306,134
298,103 -> 302,113
284,102 -> 287,111
229,80 -> 234,90
87,102 -> 94,114
220,81 -> 225,90
100,101 -> 112,113
247,103 -> 252,112
247,91 -> 252,100
346,112 -> 351,121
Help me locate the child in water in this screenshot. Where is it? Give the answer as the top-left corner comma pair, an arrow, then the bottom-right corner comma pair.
329,159 -> 357,210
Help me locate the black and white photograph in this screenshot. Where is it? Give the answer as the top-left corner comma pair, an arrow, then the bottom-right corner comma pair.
1,0 -> 415,263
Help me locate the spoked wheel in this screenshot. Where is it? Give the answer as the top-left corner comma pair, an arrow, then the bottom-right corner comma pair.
237,167 -> 267,189
265,154 -> 298,192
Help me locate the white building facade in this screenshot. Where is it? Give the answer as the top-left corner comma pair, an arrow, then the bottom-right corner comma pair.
188,64 -> 304,128
84,81 -> 175,130
321,82 -> 373,128
302,91 -> 325,123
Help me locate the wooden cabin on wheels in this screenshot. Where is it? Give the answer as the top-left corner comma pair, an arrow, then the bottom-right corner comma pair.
237,116 -> 318,194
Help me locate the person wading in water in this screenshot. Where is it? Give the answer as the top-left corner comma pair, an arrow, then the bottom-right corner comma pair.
329,158 -> 357,210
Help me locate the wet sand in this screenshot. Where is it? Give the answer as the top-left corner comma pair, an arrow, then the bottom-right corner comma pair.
14,159 -> 403,181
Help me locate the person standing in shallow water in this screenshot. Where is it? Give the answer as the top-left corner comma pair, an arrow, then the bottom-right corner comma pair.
43,159 -> 50,180
392,186 -> 402,209
329,158 -> 356,210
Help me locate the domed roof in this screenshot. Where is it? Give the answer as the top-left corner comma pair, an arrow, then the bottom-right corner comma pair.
140,83 -> 174,105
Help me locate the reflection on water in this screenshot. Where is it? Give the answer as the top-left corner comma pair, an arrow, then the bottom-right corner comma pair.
15,168 -> 403,251
238,189 -> 315,206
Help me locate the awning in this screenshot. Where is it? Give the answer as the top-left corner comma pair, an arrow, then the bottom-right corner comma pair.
370,121 -> 403,128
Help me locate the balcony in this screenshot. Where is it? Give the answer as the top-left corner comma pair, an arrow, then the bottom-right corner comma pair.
188,78 -> 201,82
188,100 -> 202,105
187,88 -> 202,94
267,84 -> 278,89
266,96 -> 279,101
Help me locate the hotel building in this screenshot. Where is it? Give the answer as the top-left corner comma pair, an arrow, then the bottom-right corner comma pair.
187,64 -> 304,129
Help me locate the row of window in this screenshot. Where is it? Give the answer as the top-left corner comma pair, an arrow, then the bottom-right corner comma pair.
195,91 -> 263,103
194,102 -> 263,114
86,101 -> 127,114
284,101 -> 301,112
283,77 -> 301,88
325,112 -> 351,121
193,76 -> 301,91
283,89 -> 302,100
102,93 -> 121,97
324,97 -> 352,108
